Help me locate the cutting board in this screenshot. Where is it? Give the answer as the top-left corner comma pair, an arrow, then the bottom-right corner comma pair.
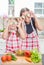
1,56 -> 42,65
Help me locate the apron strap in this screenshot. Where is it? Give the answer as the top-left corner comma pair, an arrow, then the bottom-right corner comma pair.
31,20 -> 37,35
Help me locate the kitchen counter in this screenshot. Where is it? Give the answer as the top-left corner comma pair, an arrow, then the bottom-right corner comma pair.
0,54 -> 43,65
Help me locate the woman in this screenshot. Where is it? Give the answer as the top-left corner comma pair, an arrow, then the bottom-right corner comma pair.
19,8 -> 44,51
2,17 -> 26,52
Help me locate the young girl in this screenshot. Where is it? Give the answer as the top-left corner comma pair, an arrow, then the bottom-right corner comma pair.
2,17 -> 26,52
19,8 -> 44,51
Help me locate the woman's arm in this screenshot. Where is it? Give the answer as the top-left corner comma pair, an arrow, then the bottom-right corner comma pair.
17,22 -> 26,39
18,27 -> 26,39
30,11 -> 44,31
34,16 -> 44,31
21,22 -> 27,36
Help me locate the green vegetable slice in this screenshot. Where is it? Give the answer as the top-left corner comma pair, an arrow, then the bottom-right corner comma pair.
11,54 -> 17,61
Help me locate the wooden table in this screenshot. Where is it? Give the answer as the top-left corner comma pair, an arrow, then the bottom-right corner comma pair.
1,56 -> 42,65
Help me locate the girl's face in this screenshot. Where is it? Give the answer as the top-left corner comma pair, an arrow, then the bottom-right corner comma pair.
22,11 -> 31,24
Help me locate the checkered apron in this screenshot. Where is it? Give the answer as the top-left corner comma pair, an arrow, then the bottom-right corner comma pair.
6,31 -> 20,52
19,21 -> 39,51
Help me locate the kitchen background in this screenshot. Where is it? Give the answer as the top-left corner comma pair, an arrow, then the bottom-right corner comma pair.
0,0 -> 44,54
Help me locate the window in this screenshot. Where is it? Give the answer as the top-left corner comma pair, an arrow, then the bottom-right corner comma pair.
42,3 -> 44,8
35,3 -> 42,8
34,2 -> 44,17
34,9 -> 42,14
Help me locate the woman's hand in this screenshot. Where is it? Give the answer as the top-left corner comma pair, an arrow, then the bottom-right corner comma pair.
29,11 -> 44,31
16,22 -> 22,28
29,11 -> 36,18
16,17 -> 23,28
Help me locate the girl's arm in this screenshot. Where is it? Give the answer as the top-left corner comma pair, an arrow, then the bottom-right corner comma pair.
2,17 -> 18,40
2,26 -> 9,40
2,19 -> 12,40
2,24 -> 17,40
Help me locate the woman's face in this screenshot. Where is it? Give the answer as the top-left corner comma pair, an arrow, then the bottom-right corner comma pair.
22,11 -> 31,24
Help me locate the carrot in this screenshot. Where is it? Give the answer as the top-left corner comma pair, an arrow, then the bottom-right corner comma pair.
25,57 -> 32,62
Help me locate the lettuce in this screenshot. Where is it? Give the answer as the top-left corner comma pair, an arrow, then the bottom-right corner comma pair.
31,49 -> 42,63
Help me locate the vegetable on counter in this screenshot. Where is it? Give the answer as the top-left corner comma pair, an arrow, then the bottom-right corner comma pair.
16,50 -> 24,56
24,49 -> 42,63
6,55 -> 12,61
1,49 -> 42,63
1,55 -> 7,62
1,53 -> 17,62
25,57 -> 32,62
16,50 -> 32,56
31,49 -> 42,63
11,54 -> 17,61
24,50 -> 32,57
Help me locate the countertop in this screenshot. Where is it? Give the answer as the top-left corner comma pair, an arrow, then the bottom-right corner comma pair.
0,54 -> 43,65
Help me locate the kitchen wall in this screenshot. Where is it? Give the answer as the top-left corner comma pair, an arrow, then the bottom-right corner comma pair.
39,18 -> 44,26
0,0 -> 8,16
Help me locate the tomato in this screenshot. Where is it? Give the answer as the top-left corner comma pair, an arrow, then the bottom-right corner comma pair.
7,55 -> 12,61
1,55 -> 7,62
29,51 -> 32,57
24,51 -> 31,57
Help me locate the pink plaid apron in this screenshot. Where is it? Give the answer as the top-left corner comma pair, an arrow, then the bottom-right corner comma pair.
19,21 -> 39,51
6,31 -> 20,52
19,31 -> 39,51
6,21 -> 39,52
